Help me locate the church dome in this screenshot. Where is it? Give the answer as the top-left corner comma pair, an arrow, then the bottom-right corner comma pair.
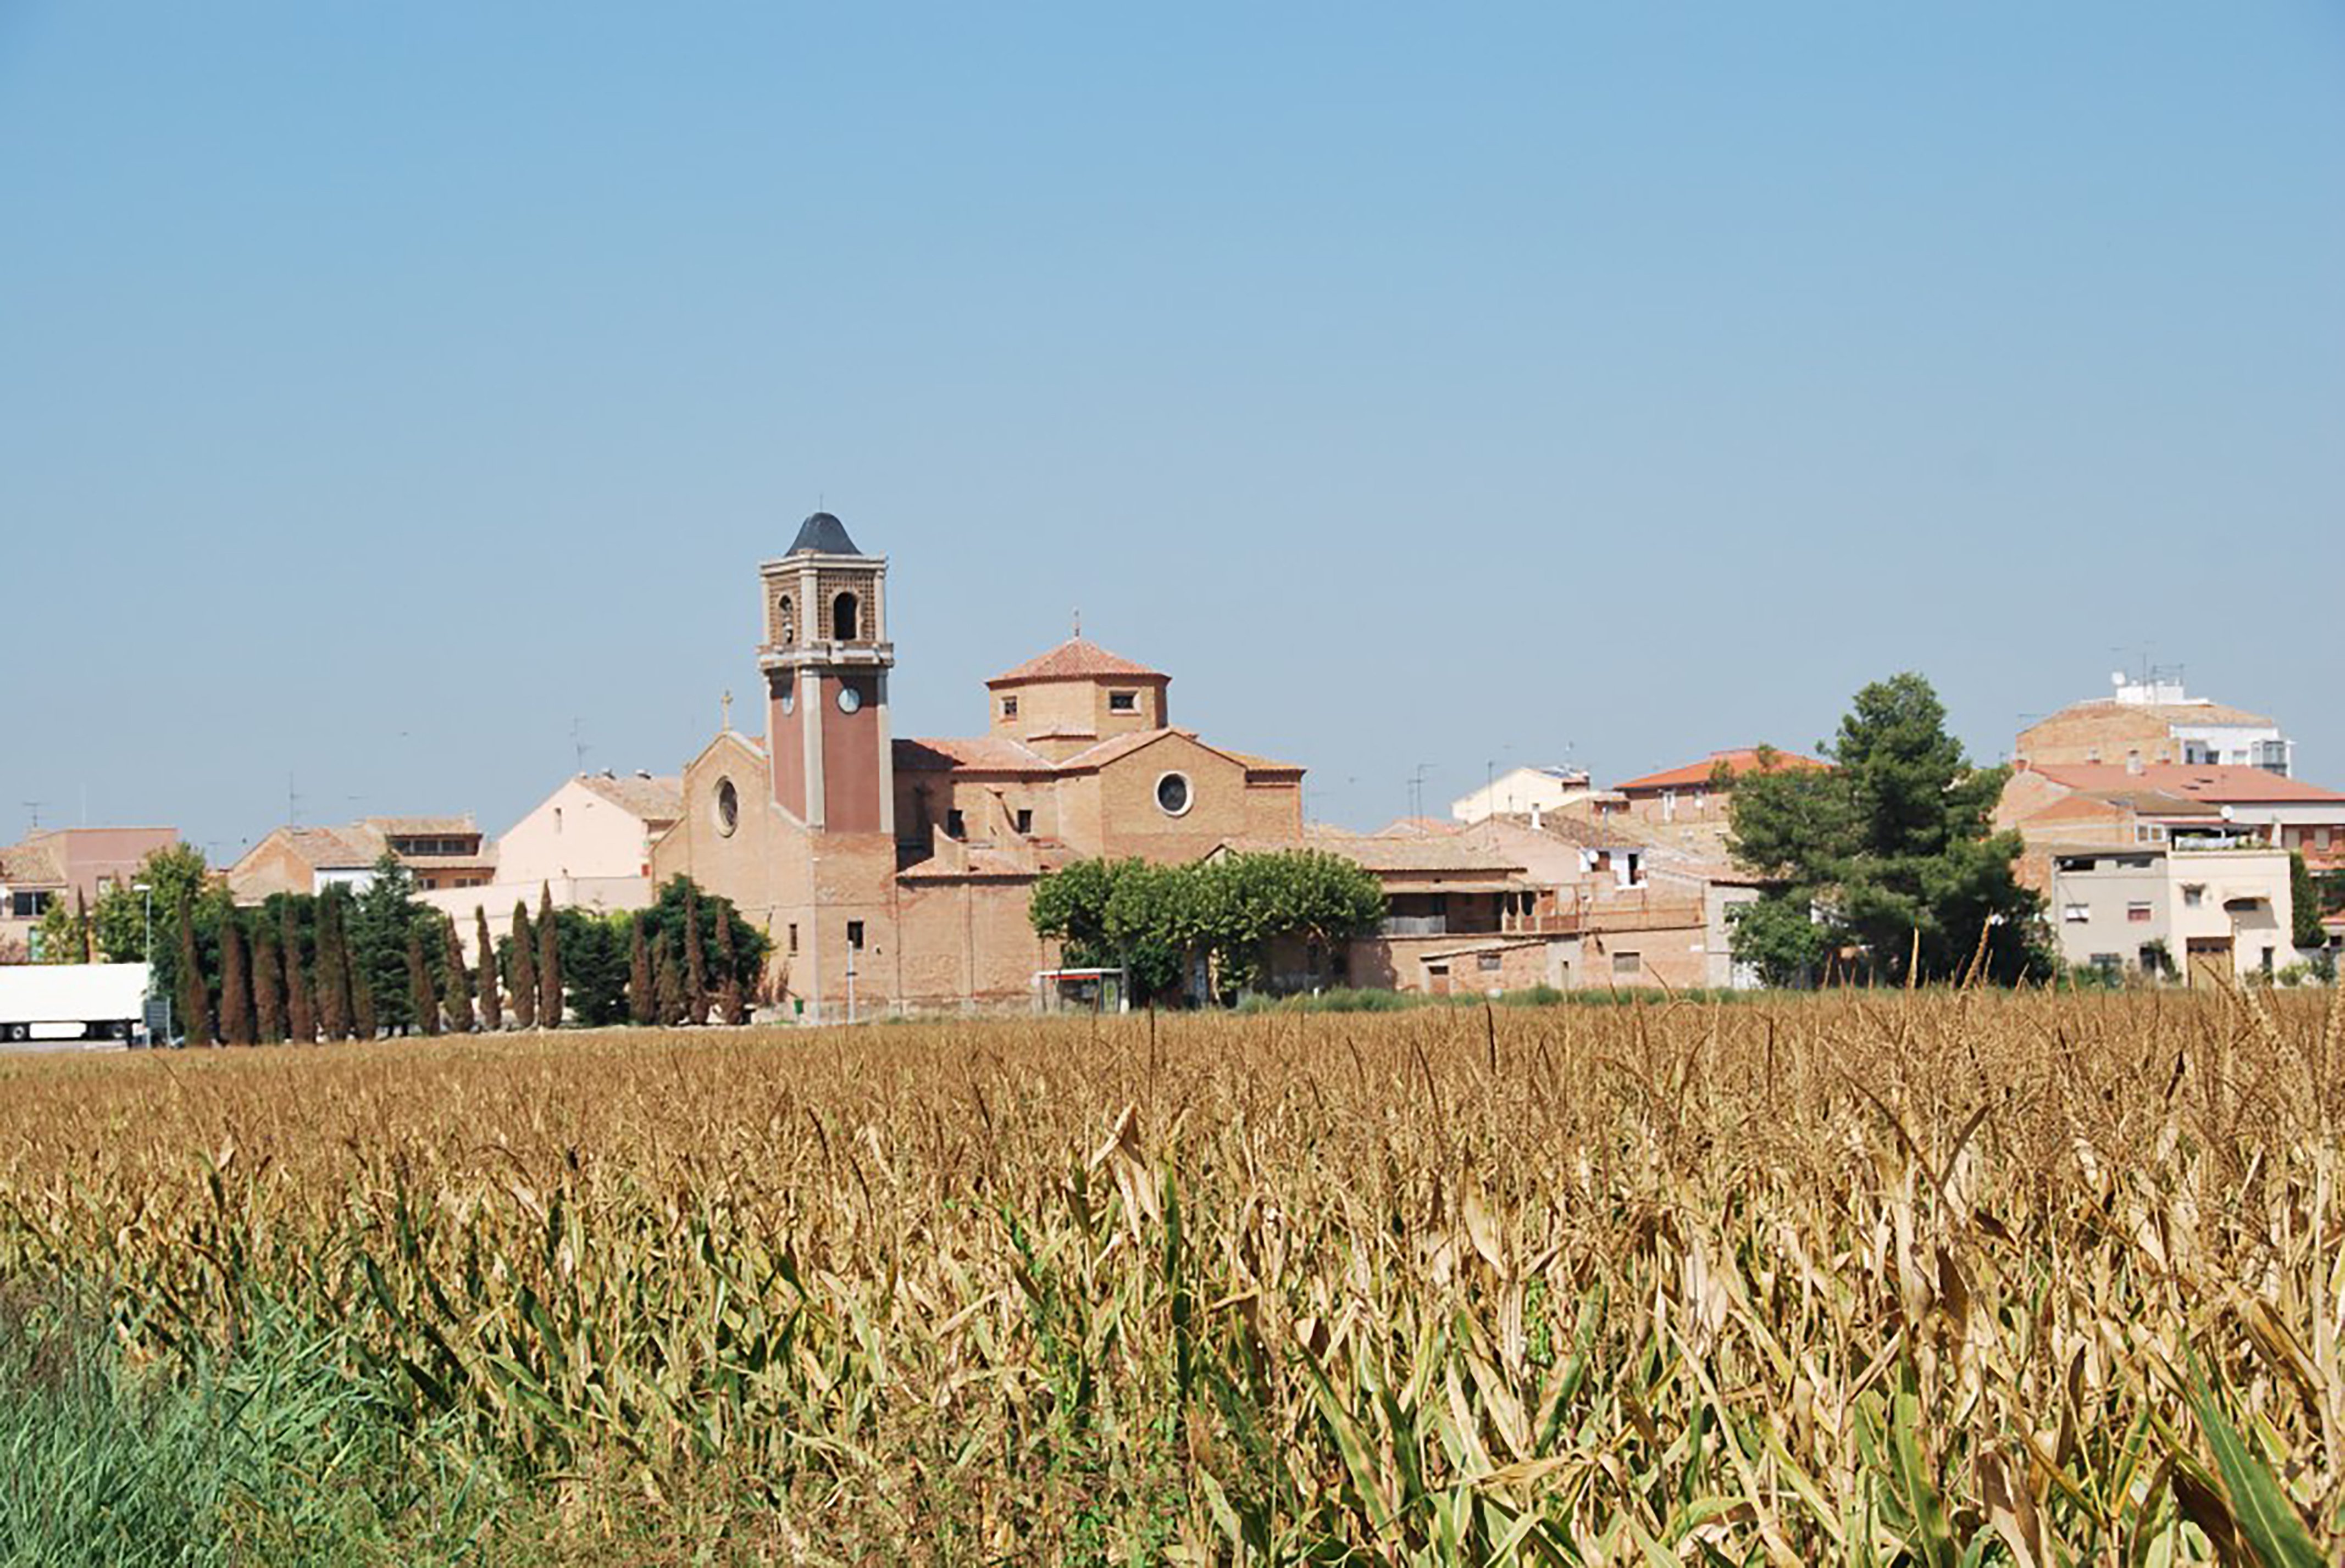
788,511 -> 861,555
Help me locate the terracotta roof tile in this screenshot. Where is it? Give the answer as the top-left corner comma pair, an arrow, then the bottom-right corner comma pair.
894,737 -> 1057,774
0,843 -> 63,886
365,815 -> 478,837
2026,763 -> 2345,805
987,637 -> 1165,686
2032,698 -> 2275,729
575,774 -> 684,822
1615,748 -> 1830,793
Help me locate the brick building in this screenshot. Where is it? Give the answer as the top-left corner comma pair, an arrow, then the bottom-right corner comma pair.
653,514 -> 1310,1018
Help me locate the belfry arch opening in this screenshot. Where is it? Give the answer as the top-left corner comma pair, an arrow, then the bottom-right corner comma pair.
831,592 -> 860,642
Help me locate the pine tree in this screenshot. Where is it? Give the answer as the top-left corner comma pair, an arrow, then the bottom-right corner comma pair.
219,911 -> 255,1046
175,893 -> 213,1046
407,926 -> 439,1036
683,891 -> 708,1026
317,899 -> 352,1042
714,908 -> 745,1025
252,923 -> 286,1043
508,902 -> 538,1029
283,903 -> 317,1044
440,915 -> 474,1032
475,907 -> 502,1030
652,933 -> 683,1026
628,917 -> 655,1026
536,885 -> 562,1029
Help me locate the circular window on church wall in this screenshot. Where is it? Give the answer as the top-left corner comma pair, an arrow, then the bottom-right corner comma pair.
1155,771 -> 1193,818
714,778 -> 739,837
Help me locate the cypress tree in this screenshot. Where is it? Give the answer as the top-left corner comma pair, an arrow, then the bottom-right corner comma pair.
407,926 -> 438,1036
628,917 -> 655,1026
683,891 -> 708,1026
715,909 -> 746,1026
652,932 -> 683,1026
350,966 -> 376,1040
75,889 -> 92,964
536,885 -> 561,1029
317,899 -> 352,1042
475,907 -> 502,1030
253,924 -> 286,1043
283,903 -> 316,1044
175,894 -> 212,1047
508,901 -> 538,1029
219,911 -> 254,1046
440,915 -> 474,1032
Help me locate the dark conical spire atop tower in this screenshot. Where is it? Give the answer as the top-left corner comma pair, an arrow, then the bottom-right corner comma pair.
788,511 -> 860,555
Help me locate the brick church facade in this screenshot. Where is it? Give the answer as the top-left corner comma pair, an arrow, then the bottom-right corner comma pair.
652,513 -> 1306,1018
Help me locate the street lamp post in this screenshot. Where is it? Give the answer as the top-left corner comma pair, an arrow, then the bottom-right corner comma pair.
132,881 -> 170,1046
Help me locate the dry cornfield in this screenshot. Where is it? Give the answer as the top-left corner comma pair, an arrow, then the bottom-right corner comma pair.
0,989 -> 2340,1564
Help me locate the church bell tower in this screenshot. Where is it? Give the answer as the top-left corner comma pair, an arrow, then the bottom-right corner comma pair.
759,513 -> 895,835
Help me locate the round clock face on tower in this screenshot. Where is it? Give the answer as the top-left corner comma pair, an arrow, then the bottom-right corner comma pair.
836,685 -> 863,715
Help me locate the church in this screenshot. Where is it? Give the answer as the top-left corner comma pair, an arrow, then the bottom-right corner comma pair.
651,513 -> 1309,1018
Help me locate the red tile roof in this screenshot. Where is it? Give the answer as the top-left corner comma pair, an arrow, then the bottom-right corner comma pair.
893,737 -> 1057,774
1614,748 -> 1829,793
2025,763 -> 2345,805
987,637 -> 1166,687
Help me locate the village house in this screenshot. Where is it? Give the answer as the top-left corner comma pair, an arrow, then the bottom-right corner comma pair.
2043,843 -> 2293,985
423,771 -> 685,957
2016,673 -> 2293,776
0,827 -> 179,959
1447,765 -> 1594,826
1997,761 -> 2345,889
1612,748 -> 1830,829
228,816 -> 494,903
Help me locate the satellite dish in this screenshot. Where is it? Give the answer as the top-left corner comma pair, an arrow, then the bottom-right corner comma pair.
2110,671 -> 2127,687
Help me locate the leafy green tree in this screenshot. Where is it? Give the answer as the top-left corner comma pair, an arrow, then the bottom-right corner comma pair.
252,922 -> 285,1043
32,894 -> 85,964
1728,672 -> 2045,986
406,927 -> 439,1036
635,877 -> 769,1005
2291,852 -> 2325,950
475,907 -> 502,1030
552,909 -> 630,1028
316,891 -> 354,1041
682,891 -> 708,1025
652,932 -> 684,1026
536,886 -> 562,1028
507,901 -> 538,1030
351,856 -> 434,1033
279,898 -> 316,1043
218,911 -> 254,1046
628,918 -> 655,1026
175,893 -> 213,1046
91,843 -> 210,964
440,915 -> 474,1032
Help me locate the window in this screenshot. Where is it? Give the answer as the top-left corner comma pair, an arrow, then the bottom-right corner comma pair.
788,923 -> 799,955
847,920 -> 864,950
2063,903 -> 2090,924
1001,696 -> 1018,719
776,594 -> 795,645
714,779 -> 739,837
831,592 -> 859,641
2091,954 -> 2122,976
946,808 -> 966,839
1612,951 -> 1642,977
2182,885 -> 2204,908
553,807 -> 563,836
9,892 -> 49,919
1155,772 -> 1193,817
1013,808 -> 1033,835
1477,953 -> 1503,973
2126,902 -> 2152,924
1108,690 -> 1138,713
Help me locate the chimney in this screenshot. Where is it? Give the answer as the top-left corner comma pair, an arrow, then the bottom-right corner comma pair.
1529,803 -> 1545,832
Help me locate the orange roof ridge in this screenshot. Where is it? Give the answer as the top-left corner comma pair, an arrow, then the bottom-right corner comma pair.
987,636 -> 1166,686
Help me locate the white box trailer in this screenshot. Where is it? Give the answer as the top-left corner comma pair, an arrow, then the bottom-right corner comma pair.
0,963 -> 150,1048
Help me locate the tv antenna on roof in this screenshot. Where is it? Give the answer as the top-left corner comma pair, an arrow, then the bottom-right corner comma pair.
572,718 -> 590,775
20,801 -> 46,832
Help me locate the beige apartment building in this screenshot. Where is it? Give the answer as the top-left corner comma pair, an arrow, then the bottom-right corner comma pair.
2045,844 -> 2292,984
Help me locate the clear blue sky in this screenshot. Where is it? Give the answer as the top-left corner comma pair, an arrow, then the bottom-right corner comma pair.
4,4 -> 2339,860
